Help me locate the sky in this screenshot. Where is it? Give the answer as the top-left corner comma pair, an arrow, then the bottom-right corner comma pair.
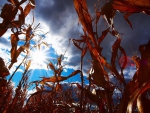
1,0 -> 150,88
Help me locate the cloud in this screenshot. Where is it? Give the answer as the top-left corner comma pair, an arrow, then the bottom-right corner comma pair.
0,0 -> 8,6
18,1 -> 105,76
1,0 -> 150,79
124,67 -> 137,79
109,66 -> 137,85
31,0 -> 99,74
34,0 -> 150,78
16,68 -> 24,73
114,12 -> 150,55
0,37 -> 11,48
0,48 -> 10,60
0,37 -> 11,67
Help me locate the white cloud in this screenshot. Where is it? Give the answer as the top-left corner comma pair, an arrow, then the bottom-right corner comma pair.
26,89 -> 37,98
31,18 -> 81,71
17,68 -> 24,73
63,68 -> 68,72
125,66 -> 136,79
128,68 -> 136,78
0,48 -> 10,60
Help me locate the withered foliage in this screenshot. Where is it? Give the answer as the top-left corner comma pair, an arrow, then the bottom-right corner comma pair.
73,0 -> 150,113
0,0 -> 150,113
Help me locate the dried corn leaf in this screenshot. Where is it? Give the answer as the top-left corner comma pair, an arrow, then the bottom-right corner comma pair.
91,59 -> 106,87
92,48 -> 112,71
0,66 -> 10,77
9,7 -> 18,21
0,28 -> 8,37
101,1 -> 116,27
85,38 -> 112,75
42,42 -> 49,47
74,0 -> 92,31
81,47 -> 87,59
48,62 -> 55,71
98,28 -> 110,45
131,55 -> 140,70
0,57 -> 5,67
72,39 -> 82,50
16,46 -> 25,58
57,54 -> 62,66
112,0 -> 150,29
25,26 -> 32,42
10,34 -> 19,63
119,0 -> 150,8
137,91 -> 150,113
74,0 -> 97,46
111,37 -> 124,83
117,87 -> 130,113
119,46 -> 127,70
56,66 -> 63,76
77,0 -> 88,12
1,4 -> 13,21
40,70 -> 80,83
96,11 -> 101,24
7,0 -> 19,5
40,76 -> 67,83
11,46 -> 25,63
123,13 -> 133,29
138,40 -> 150,87
30,0 -> 35,6
112,37 -> 121,52
12,14 -> 25,27
24,42 -> 30,54
72,39 -> 85,43
128,73 -> 138,94
127,80 -> 150,113
111,37 -> 121,65
24,3 -> 35,17
38,44 -> 40,50
112,0 -> 141,13
26,60 -> 31,71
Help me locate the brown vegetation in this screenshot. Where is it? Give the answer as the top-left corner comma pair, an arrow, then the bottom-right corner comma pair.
0,0 -> 150,112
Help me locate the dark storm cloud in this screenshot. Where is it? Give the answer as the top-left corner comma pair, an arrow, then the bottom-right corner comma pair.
67,54 -> 80,67
95,11 -> 150,61
0,0 -> 8,5
33,0 -> 98,72
34,0 -> 98,37
33,0 -> 150,76
114,12 -> 150,56
35,0 -> 76,34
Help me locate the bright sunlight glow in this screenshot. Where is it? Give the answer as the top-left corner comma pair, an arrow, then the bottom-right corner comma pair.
30,47 -> 49,69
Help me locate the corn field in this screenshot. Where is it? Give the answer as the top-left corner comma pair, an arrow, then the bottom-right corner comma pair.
0,0 -> 150,113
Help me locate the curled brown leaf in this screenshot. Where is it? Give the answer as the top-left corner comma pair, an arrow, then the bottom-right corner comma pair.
24,2 -> 35,17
